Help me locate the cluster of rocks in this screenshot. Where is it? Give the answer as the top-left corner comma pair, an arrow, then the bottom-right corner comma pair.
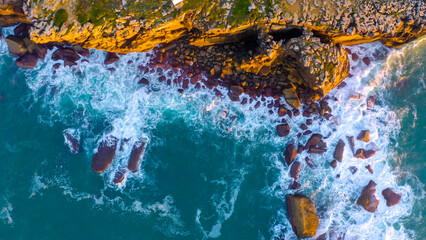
357,180 -> 401,212
91,136 -> 147,185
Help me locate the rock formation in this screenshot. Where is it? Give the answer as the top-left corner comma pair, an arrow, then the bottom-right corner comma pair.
357,180 -> 379,212
286,194 -> 319,238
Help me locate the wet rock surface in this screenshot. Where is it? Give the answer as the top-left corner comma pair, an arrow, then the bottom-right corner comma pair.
286,194 -> 319,238
382,188 -> 401,207
91,136 -> 119,173
127,140 -> 147,173
357,180 -> 379,213
276,124 -> 290,137
284,144 -> 298,166
333,139 -> 345,162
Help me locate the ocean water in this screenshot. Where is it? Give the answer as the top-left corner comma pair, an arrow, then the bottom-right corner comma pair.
0,25 -> 425,239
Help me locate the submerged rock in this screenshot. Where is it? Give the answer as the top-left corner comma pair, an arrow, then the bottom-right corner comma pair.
357,130 -> 370,142
127,140 -> 147,173
286,194 -> 319,238
64,132 -> 80,154
91,136 -> 119,173
333,139 -> 345,162
346,136 -> 355,155
113,168 -> 127,184
357,180 -> 379,212
276,124 -> 290,137
290,162 -> 301,181
284,144 -> 298,166
382,188 -> 401,207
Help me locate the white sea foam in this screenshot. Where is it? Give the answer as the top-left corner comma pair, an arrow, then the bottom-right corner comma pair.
0,31 -> 420,239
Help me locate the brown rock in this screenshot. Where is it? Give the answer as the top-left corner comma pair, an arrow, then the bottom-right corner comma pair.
277,124 -> 290,137
300,124 -> 308,130
364,149 -> 378,159
127,140 -> 147,173
290,181 -> 300,190
362,57 -> 371,66
138,78 -> 149,85
304,134 -> 322,150
278,106 -> 287,117
283,86 -> 301,109
356,180 -> 379,212
284,144 -> 298,166
357,130 -> 370,142
227,92 -> 240,102
333,139 -> 345,162
349,166 -> 358,174
308,147 -> 327,154
382,188 -> 401,206
113,169 -> 127,184
73,45 -> 90,56
210,65 -> 221,77
365,165 -> 374,174
347,136 -> 355,155
91,136 -> 119,173
35,44 -> 47,60
286,194 -> 319,238
367,95 -> 376,110
5,36 -> 27,57
330,160 -> 337,168
355,149 -> 365,159
52,48 -> 81,62
290,162 -> 301,180
104,52 -> 120,65
16,53 -> 37,68
230,85 -> 244,96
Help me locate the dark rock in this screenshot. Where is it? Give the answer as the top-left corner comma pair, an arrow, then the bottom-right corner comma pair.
290,181 -> 300,190
35,44 -> 47,60
113,169 -> 127,185
349,166 -> 358,174
308,147 -> 327,154
346,136 -> 355,155
73,45 -> 90,56
330,160 -> 337,168
364,149 -> 378,159
52,48 -> 81,62
297,144 -> 304,154
276,124 -> 290,137
355,149 -> 365,159
382,188 -> 401,206
352,53 -> 359,61
13,23 -> 30,37
127,140 -> 147,173
104,52 -> 120,65
318,140 -> 327,149
284,144 -> 298,166
64,132 -> 80,154
357,130 -> 370,142
362,57 -> 371,65
333,139 -> 345,162
64,58 -> 77,67
91,136 -> 118,173
138,78 -> 149,85
306,119 -> 313,125
228,92 -> 240,102
230,85 -> 244,96
300,124 -> 308,130
5,36 -> 27,57
357,180 -> 379,212
293,109 -> 300,116
305,157 -> 315,168
304,134 -> 322,150
290,162 -> 301,180
303,130 -> 312,136
316,233 -> 327,240
278,106 -> 287,117
286,194 -> 319,238
16,53 -> 37,68
365,165 -> 374,174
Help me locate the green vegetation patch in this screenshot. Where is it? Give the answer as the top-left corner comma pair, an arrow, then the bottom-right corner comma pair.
53,9 -> 68,28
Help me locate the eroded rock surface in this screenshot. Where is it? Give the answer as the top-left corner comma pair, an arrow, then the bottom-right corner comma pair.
357,180 -> 379,213
286,194 -> 319,238
91,136 -> 118,173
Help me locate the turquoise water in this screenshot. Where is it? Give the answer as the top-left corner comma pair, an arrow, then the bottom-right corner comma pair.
0,26 -> 425,239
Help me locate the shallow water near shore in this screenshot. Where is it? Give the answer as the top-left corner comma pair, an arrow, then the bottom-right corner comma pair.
0,25 -> 425,239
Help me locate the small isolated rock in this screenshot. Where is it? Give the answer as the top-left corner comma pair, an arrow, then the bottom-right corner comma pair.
365,165 -> 374,174
364,149 -> 378,159
357,130 -> 370,142
382,188 -> 401,206
355,149 -> 365,159
104,52 -> 120,65
138,77 -> 149,85
127,140 -> 147,173
284,144 -> 298,166
349,166 -> 358,174
330,160 -> 337,168
286,194 -> 319,238
16,53 -> 37,68
367,95 -> 376,110
333,139 -> 345,162
277,124 -> 290,137
362,57 -> 371,66
304,134 -> 322,150
91,136 -> 118,173
357,180 -> 379,212
113,169 -> 127,185
290,162 -> 301,180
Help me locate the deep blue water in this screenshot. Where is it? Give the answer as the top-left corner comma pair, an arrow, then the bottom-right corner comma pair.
0,28 -> 425,239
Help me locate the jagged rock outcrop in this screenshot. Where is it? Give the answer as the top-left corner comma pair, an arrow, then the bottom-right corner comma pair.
286,194 -> 319,238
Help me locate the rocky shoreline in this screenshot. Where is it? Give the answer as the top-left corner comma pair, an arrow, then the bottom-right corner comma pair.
0,0 -> 422,238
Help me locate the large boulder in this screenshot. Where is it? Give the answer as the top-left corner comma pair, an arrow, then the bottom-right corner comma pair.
104,52 -> 120,65
304,134 -> 322,150
290,162 -> 301,180
5,36 -> 27,57
276,124 -> 290,137
16,53 -> 37,68
52,47 -> 81,62
286,194 -> 319,238
356,180 -> 379,212
333,139 -> 345,162
127,140 -> 147,173
91,136 -> 119,173
284,144 -> 298,166
283,86 -> 301,109
382,188 -> 401,206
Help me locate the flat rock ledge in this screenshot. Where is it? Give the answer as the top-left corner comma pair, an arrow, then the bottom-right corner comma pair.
286,194 -> 319,239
